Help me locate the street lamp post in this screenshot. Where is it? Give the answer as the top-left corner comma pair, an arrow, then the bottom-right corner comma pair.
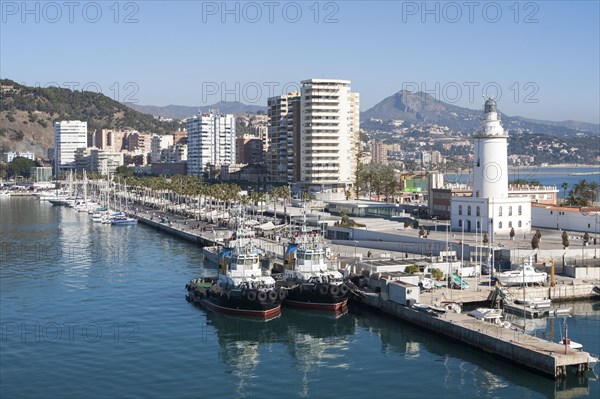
592,212 -> 599,259
582,237 -> 585,267
460,222 -> 464,287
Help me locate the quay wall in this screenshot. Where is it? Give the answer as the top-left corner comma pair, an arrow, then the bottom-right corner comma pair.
134,215 -> 215,246
502,284 -> 600,302
549,283 -> 599,300
361,293 -> 587,378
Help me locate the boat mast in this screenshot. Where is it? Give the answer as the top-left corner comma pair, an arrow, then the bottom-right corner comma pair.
83,170 -> 87,204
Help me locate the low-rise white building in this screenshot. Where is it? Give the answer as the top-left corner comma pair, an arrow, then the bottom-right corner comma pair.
450,196 -> 532,236
90,149 -> 124,176
4,151 -> 35,163
74,148 -> 123,176
531,204 -> 599,233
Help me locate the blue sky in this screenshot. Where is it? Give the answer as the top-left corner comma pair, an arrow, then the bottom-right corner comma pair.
1,1 -> 599,123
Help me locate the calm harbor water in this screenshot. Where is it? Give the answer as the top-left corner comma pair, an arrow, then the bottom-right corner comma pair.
1,197 -> 599,399
446,166 -> 600,197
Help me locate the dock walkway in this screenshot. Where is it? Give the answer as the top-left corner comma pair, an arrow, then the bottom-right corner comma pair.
130,209 -> 287,262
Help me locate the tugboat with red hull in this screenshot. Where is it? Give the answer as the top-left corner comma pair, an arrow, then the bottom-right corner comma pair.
279,223 -> 349,310
186,218 -> 284,318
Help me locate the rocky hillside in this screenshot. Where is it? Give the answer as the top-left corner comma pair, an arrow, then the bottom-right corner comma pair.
0,79 -> 180,158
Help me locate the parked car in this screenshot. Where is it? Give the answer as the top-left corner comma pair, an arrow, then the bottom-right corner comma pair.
481,264 -> 497,275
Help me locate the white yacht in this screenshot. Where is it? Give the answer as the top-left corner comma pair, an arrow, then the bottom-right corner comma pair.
496,263 -> 547,286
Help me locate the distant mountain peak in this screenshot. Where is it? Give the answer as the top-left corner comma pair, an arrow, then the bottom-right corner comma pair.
361,90 -> 599,135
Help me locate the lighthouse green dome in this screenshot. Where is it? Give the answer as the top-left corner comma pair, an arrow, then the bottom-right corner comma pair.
484,98 -> 497,113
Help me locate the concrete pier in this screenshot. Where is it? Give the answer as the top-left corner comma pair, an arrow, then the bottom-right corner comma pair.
133,213 -> 220,246
499,284 -> 600,302
354,290 -> 593,379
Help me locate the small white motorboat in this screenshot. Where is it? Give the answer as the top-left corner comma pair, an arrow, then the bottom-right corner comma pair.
515,297 -> 552,309
549,307 -> 572,316
468,308 -> 512,329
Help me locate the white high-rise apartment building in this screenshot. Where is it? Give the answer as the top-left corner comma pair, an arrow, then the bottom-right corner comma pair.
187,112 -> 236,176
54,120 -> 88,175
300,79 -> 359,198
150,134 -> 174,163
267,92 -> 300,182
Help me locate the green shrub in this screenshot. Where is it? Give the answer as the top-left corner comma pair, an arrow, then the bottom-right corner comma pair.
431,268 -> 444,280
405,265 -> 420,274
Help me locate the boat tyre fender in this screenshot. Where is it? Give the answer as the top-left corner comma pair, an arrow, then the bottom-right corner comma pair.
268,290 -> 278,301
330,285 -> 340,296
279,290 -> 286,300
339,284 -> 349,295
257,291 -> 267,303
247,290 -> 257,301
319,284 -> 329,295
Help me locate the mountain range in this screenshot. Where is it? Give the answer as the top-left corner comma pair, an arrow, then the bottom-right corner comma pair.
360,90 -> 599,136
1,78 -> 598,160
125,102 -> 266,120
127,90 -> 599,136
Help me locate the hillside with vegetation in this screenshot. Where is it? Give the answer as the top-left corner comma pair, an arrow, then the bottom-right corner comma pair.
0,79 -> 180,158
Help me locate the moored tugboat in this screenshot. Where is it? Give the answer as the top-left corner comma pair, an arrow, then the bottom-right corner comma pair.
186,220 -> 284,318
279,229 -> 349,311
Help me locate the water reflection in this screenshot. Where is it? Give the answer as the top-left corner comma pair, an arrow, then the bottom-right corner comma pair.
351,306 -> 595,399
1,199 -> 205,298
200,307 -> 355,398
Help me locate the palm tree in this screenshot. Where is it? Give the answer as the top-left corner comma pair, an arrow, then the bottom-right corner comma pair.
589,182 -> 599,203
225,183 -> 241,224
279,185 -> 291,224
256,191 -> 266,221
204,185 -> 216,223
561,182 -> 568,200
572,179 -> 591,205
248,192 -> 258,218
271,187 -> 280,223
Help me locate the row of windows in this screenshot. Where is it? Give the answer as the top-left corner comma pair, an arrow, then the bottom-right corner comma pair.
458,205 -> 523,216
457,220 -> 524,229
550,211 -> 566,215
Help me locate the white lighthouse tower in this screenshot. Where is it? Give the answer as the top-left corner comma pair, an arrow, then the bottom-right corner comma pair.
450,98 -> 531,235
473,98 -> 509,199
